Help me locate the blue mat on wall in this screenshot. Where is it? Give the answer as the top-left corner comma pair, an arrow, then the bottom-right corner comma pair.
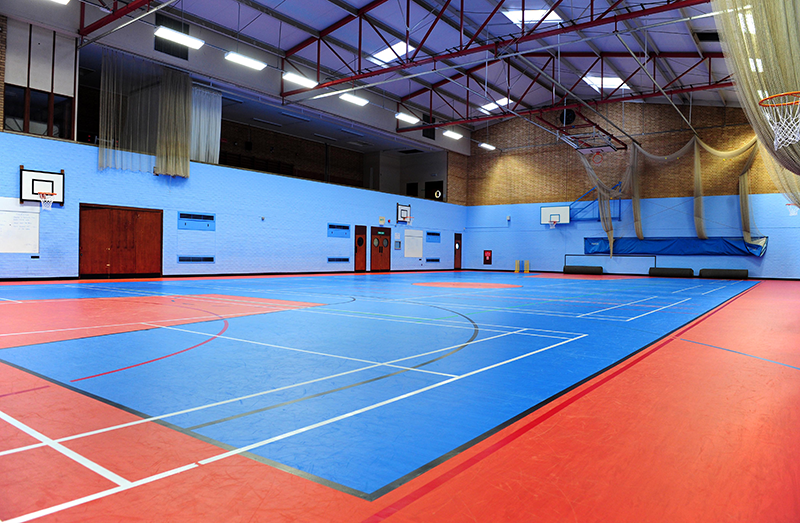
585,236 -> 768,257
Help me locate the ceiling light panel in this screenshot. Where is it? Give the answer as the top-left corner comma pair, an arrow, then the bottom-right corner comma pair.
154,26 -> 204,49
443,130 -> 463,140
582,76 -> 631,92
502,10 -> 561,28
340,93 -> 369,106
225,52 -> 267,71
367,42 -> 416,67
282,72 -> 318,88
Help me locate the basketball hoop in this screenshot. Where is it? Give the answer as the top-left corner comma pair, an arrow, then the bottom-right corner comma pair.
759,92 -> 800,150
591,151 -> 603,165
38,192 -> 56,210
788,203 -> 799,216
407,216 -> 414,226
549,220 -> 557,229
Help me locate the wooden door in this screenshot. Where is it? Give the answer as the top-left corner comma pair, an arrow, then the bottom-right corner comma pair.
80,204 -> 163,278
454,233 -> 462,270
370,227 -> 391,272
354,225 -> 367,272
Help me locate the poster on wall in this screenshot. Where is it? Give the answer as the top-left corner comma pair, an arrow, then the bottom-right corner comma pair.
0,197 -> 40,253
404,229 -> 423,258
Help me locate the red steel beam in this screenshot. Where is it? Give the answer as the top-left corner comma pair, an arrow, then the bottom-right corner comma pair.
395,80 -> 734,132
409,0 -> 453,62
282,0 -> 712,97
79,0 -> 151,36
285,0 -> 390,57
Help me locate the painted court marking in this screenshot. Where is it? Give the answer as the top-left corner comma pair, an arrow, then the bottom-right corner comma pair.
3,332 -> 586,523
0,408 -> 131,487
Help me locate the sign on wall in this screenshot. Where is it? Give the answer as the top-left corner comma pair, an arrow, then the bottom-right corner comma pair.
0,197 -> 40,253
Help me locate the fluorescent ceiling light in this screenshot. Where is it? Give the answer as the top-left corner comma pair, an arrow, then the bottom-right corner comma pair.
154,26 -> 204,49
443,130 -> 463,140
479,97 -> 511,114
49,0 -> 70,4
479,142 -> 496,151
583,76 -> 630,92
738,12 -> 756,34
367,42 -> 416,67
749,58 -> 763,73
282,72 -> 318,88
225,52 -> 267,71
340,93 -> 369,106
502,10 -> 561,28
395,112 -> 420,124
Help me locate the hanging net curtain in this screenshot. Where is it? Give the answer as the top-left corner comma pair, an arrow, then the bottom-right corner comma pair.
577,134 -> 761,256
711,0 -> 800,205
191,86 -> 222,164
98,48 -> 192,178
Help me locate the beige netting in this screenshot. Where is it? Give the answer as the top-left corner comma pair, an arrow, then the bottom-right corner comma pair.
577,134 -> 760,256
711,0 -> 800,203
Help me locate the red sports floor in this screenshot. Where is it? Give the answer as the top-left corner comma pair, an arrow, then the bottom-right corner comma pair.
1,275 -> 798,522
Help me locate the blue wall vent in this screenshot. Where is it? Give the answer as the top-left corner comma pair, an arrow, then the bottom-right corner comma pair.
178,213 -> 216,231
178,256 -> 215,263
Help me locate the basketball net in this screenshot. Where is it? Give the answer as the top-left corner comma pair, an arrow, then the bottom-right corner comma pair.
38,192 -> 55,211
549,221 -> 557,229
759,92 -> 800,150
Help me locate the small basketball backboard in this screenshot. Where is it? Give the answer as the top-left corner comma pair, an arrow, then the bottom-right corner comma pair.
20,167 -> 64,207
397,203 -> 411,223
540,206 -> 570,225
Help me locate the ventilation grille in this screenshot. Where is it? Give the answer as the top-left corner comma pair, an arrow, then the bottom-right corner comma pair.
426,258 -> 440,263
328,223 -> 351,238
178,256 -> 215,263
426,231 -> 441,243
328,257 -> 350,263
180,213 -> 214,221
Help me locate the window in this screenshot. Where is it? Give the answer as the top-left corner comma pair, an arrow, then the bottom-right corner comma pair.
3,85 -> 73,139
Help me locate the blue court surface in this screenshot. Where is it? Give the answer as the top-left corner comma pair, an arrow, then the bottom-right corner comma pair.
0,272 -> 755,497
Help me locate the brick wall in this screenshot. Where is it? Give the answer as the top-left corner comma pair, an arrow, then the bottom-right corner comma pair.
220,120 -> 364,187
446,151 -> 468,205
469,104 -> 777,206
0,16 -> 7,126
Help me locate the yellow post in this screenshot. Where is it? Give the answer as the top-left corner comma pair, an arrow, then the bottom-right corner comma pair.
514,260 -> 520,273
524,260 -> 530,273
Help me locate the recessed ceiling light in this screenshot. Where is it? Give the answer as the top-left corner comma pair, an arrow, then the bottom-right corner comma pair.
582,76 -> 630,92
154,26 -> 204,49
479,97 -> 511,114
395,112 -> 420,124
479,143 -> 497,151
49,0 -> 70,4
340,93 -> 370,106
252,118 -> 282,127
224,52 -> 267,71
443,130 -> 463,140
280,112 -> 311,122
368,42 -> 416,67
282,72 -> 318,88
340,128 -> 364,137
502,10 -> 561,28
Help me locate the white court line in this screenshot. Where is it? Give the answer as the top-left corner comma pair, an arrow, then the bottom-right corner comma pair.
0,297 -> 23,303
625,298 -> 691,321
0,408 -> 131,487
672,285 -> 702,294
384,328 -> 531,364
577,296 -> 657,318
6,333 -> 587,522
140,322 -> 513,378
701,281 -> 742,295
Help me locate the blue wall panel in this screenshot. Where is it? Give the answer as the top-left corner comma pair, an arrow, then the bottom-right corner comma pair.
0,133 -> 466,277
2,132 -> 800,279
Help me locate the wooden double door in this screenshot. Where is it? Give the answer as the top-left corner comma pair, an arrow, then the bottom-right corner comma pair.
370,227 -> 391,272
79,204 -> 163,278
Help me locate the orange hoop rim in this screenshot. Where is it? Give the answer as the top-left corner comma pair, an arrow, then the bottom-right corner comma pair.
591,151 -> 603,165
758,91 -> 800,107
37,192 -> 57,196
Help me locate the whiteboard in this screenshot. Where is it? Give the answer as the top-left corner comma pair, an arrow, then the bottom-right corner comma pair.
0,197 -> 40,253
404,229 -> 423,258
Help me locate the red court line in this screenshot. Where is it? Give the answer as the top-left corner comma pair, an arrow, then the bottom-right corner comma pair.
413,282 -> 522,288
70,319 -> 230,382
0,385 -> 49,398
363,282 -> 760,522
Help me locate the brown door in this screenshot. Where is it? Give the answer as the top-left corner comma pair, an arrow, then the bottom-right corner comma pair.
80,204 -> 163,278
354,225 -> 367,272
370,227 -> 391,272
454,233 -> 462,270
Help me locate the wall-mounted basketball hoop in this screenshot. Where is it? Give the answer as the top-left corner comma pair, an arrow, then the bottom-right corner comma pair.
591,151 -> 603,165
788,203 -> 799,216
759,91 -> 800,150
38,192 -> 56,211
